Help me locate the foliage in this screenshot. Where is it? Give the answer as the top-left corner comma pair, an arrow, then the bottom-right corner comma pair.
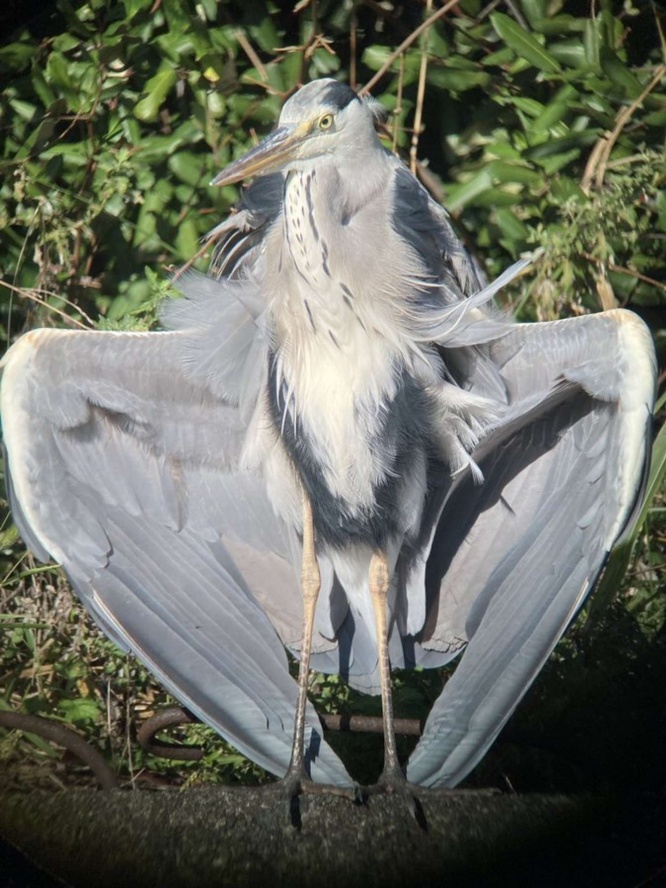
0,0 -> 664,791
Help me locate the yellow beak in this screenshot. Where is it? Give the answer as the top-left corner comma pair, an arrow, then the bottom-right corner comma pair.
211,123 -> 310,187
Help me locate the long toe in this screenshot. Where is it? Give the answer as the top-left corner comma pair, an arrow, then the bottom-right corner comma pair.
361,767 -> 430,825
265,768 -> 359,827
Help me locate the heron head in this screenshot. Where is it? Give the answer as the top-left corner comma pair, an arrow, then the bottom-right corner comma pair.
211,79 -> 387,187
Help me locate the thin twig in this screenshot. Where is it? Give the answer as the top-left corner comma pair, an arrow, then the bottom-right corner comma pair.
391,53 -> 406,154
410,0 -> 433,174
581,64 -> 666,194
349,8 -> 357,89
0,280 -> 92,329
361,0 -> 460,95
579,251 -> 666,292
416,159 -> 445,204
171,238 -> 214,280
235,29 -> 269,82
503,0 -> 528,29
0,550 -> 30,588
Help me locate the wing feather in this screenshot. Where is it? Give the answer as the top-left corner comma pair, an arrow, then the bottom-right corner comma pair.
406,309 -> 655,786
0,325 -> 351,785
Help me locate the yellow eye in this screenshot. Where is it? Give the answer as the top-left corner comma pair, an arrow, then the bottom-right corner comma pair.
318,113 -> 334,131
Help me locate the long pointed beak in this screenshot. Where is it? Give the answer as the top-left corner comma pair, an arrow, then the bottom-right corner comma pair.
211,124 -> 308,187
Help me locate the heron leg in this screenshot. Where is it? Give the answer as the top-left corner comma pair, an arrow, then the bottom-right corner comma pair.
368,549 -> 403,784
285,490 -> 321,780
274,492 -> 356,819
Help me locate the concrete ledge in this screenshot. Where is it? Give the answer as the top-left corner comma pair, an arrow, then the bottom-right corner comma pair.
0,786 -> 613,887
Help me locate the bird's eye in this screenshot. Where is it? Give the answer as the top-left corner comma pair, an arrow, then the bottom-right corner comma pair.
318,114 -> 334,131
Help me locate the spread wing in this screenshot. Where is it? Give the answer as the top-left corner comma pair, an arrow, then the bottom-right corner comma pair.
406,308 -> 655,786
2,150 -> 655,792
0,300 -> 351,785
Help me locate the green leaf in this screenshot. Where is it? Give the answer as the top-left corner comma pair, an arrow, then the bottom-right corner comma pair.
0,524 -> 19,548
9,99 -> 37,121
583,19 -> 600,69
174,215 -> 200,260
548,39 -> 586,69
199,0 -> 217,21
532,149 -> 583,175
494,207 -> 529,241
600,50 -> 644,98
52,33 -> 83,53
481,47 -> 515,67
0,41 -> 36,72
427,68 -> 490,93
57,697 -> 101,725
505,97 -> 545,117
445,169 -> 494,211
45,52 -> 75,92
535,15 -> 585,37
134,66 -> 178,122
530,85 -> 578,133
525,132 -> 597,160
469,189 -> 523,209
487,142 -> 522,160
490,161 -> 542,186
520,0 -> 548,30
362,46 -> 393,72
30,66 -> 57,109
549,177 -> 587,202
122,0 -> 153,18
644,108 -> 666,127
40,144 -> 90,166
249,17 -> 280,52
490,13 -> 561,74
168,151 -> 204,187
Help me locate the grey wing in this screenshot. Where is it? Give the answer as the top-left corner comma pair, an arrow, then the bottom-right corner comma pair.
390,159 -> 524,362
390,161 -> 484,298
207,173 -> 284,280
407,308 -> 655,787
0,316 -> 351,784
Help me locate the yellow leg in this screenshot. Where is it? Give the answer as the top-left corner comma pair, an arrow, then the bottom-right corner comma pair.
369,549 -> 402,780
286,491 -> 321,778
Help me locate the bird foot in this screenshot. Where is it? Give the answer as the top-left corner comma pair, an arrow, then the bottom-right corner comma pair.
266,766 -> 359,828
360,767 -> 427,826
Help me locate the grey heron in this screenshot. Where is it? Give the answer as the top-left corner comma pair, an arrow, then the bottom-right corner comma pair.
0,78 -> 656,793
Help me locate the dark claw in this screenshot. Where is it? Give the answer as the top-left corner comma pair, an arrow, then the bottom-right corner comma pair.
265,768 -> 359,828
361,769 -> 429,828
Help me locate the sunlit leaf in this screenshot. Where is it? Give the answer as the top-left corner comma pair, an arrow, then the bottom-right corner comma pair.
134,66 -> 178,122
57,697 -> 101,725
445,169 -> 494,211
169,151 -> 205,187
548,39 -> 586,68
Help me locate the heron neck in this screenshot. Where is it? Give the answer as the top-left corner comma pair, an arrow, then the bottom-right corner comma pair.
284,149 -> 388,230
